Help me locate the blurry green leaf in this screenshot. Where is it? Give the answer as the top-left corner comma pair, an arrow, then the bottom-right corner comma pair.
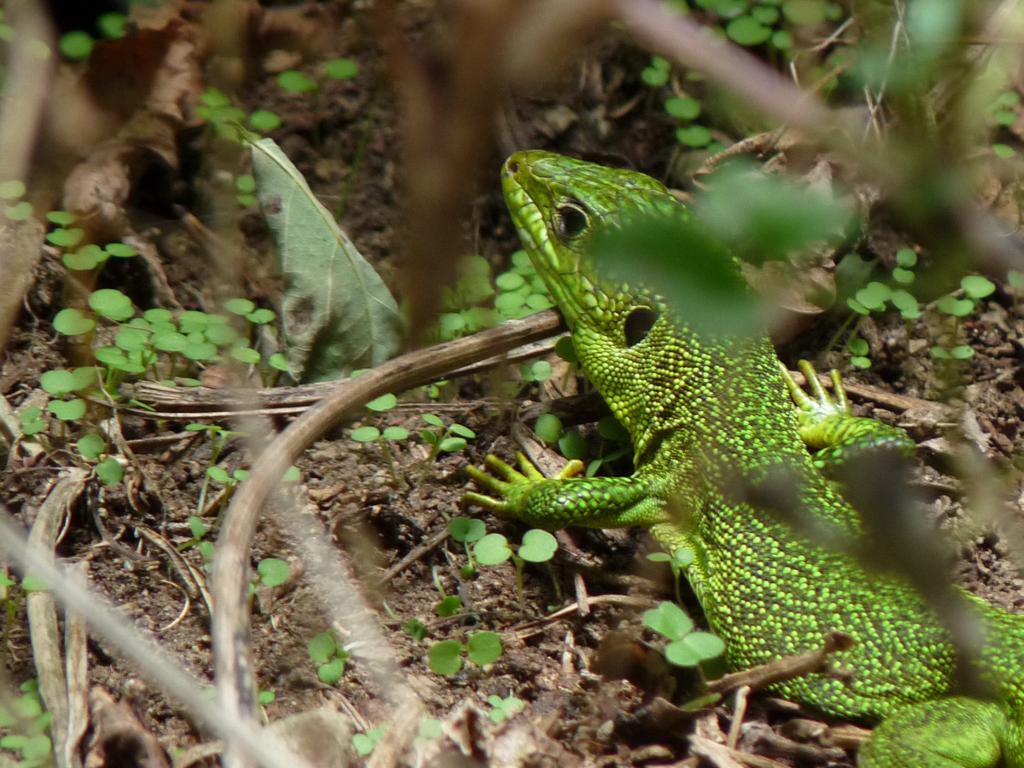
558,428 -> 587,460
249,110 -> 282,131
535,413 -> 562,443
449,517 -> 487,543
665,631 -> 725,666
366,393 -> 397,411
847,337 -> 869,356
474,533 -> 512,565
89,289 -> 134,321
892,267 -> 914,285
40,369 -> 76,396
993,143 -> 1017,159
896,248 -> 918,268
907,0 -> 961,46
47,399 -> 86,421
307,631 -> 337,663
771,29 -> 794,49
257,558 -> 291,587
59,31 -> 93,60
428,640 -> 463,676
318,658 -> 345,684
435,595 -> 462,617
854,282 -> 891,311
751,5 -> 780,24
665,97 -> 701,120
697,162 -> 852,263
97,12 -> 126,38
936,296 -> 974,317
325,58 -> 359,80
591,209 -> 761,339
519,529 -> 557,563
466,631 -> 502,666
782,0 -> 825,25
643,601 -> 694,641
383,426 -> 409,440
351,426 -> 381,442
6,201 -> 33,220
277,70 -> 317,93
726,16 -> 772,46
105,242 -> 136,258
961,275 -> 995,298
96,457 -> 124,485
676,125 -> 712,147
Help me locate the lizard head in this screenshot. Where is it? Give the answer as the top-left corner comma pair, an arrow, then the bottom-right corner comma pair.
502,150 -> 698,450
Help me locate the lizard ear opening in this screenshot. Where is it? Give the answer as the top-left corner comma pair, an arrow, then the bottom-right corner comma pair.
624,307 -> 659,346
555,202 -> 589,241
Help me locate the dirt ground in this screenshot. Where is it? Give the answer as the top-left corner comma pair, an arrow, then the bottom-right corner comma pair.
2,2 -> 1024,767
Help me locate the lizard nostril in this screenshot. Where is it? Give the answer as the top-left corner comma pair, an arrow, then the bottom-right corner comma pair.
507,160 -> 520,175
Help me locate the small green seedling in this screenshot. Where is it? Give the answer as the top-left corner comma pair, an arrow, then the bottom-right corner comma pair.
448,516 -> 487,577
642,601 -> 725,668
641,55 -> 670,86
847,336 -> 871,370
416,717 -> 443,743
427,630 -> 502,676
473,529 -> 558,601
352,725 -> 386,757
432,566 -> 463,617
350,395 -> 410,483
182,516 -> 216,562
403,618 -> 429,642
255,558 -> 291,589
420,414 -> 475,462
487,694 -> 525,724
931,275 -> 995,362
0,680 -> 52,768
307,630 -> 351,685
647,545 -> 696,604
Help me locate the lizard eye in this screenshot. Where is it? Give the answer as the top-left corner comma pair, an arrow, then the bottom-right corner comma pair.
555,203 -> 589,240
624,308 -> 659,347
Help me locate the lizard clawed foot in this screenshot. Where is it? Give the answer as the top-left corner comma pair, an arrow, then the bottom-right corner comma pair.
464,452 -> 584,514
779,359 -> 851,424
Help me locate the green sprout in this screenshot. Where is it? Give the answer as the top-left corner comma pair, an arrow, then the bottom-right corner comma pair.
255,558 -> 291,589
448,516 -> 487,578
642,601 -> 725,668
647,545 -> 696,604
307,630 -> 351,685
432,566 -> 463,618
473,529 -> 558,601
487,694 -> 525,724
0,680 -> 52,767
931,275 -> 995,361
352,725 -> 386,756
847,336 -> 871,370
641,55 -> 670,87
182,515 -> 215,562
403,618 -> 429,642
427,630 -> 502,676
420,414 -> 475,462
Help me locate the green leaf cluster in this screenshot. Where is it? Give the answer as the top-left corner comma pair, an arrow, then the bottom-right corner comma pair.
0,680 -> 52,767
642,601 -> 725,667
428,630 -> 502,676
435,252 -> 553,342
307,630 -> 351,685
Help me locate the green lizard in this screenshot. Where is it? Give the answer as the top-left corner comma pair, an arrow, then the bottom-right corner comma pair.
466,150 -> 1024,767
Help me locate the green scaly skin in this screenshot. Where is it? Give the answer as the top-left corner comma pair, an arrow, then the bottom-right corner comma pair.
466,150 -> 1024,767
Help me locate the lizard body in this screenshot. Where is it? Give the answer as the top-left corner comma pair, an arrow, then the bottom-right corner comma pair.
467,150 -> 1024,767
